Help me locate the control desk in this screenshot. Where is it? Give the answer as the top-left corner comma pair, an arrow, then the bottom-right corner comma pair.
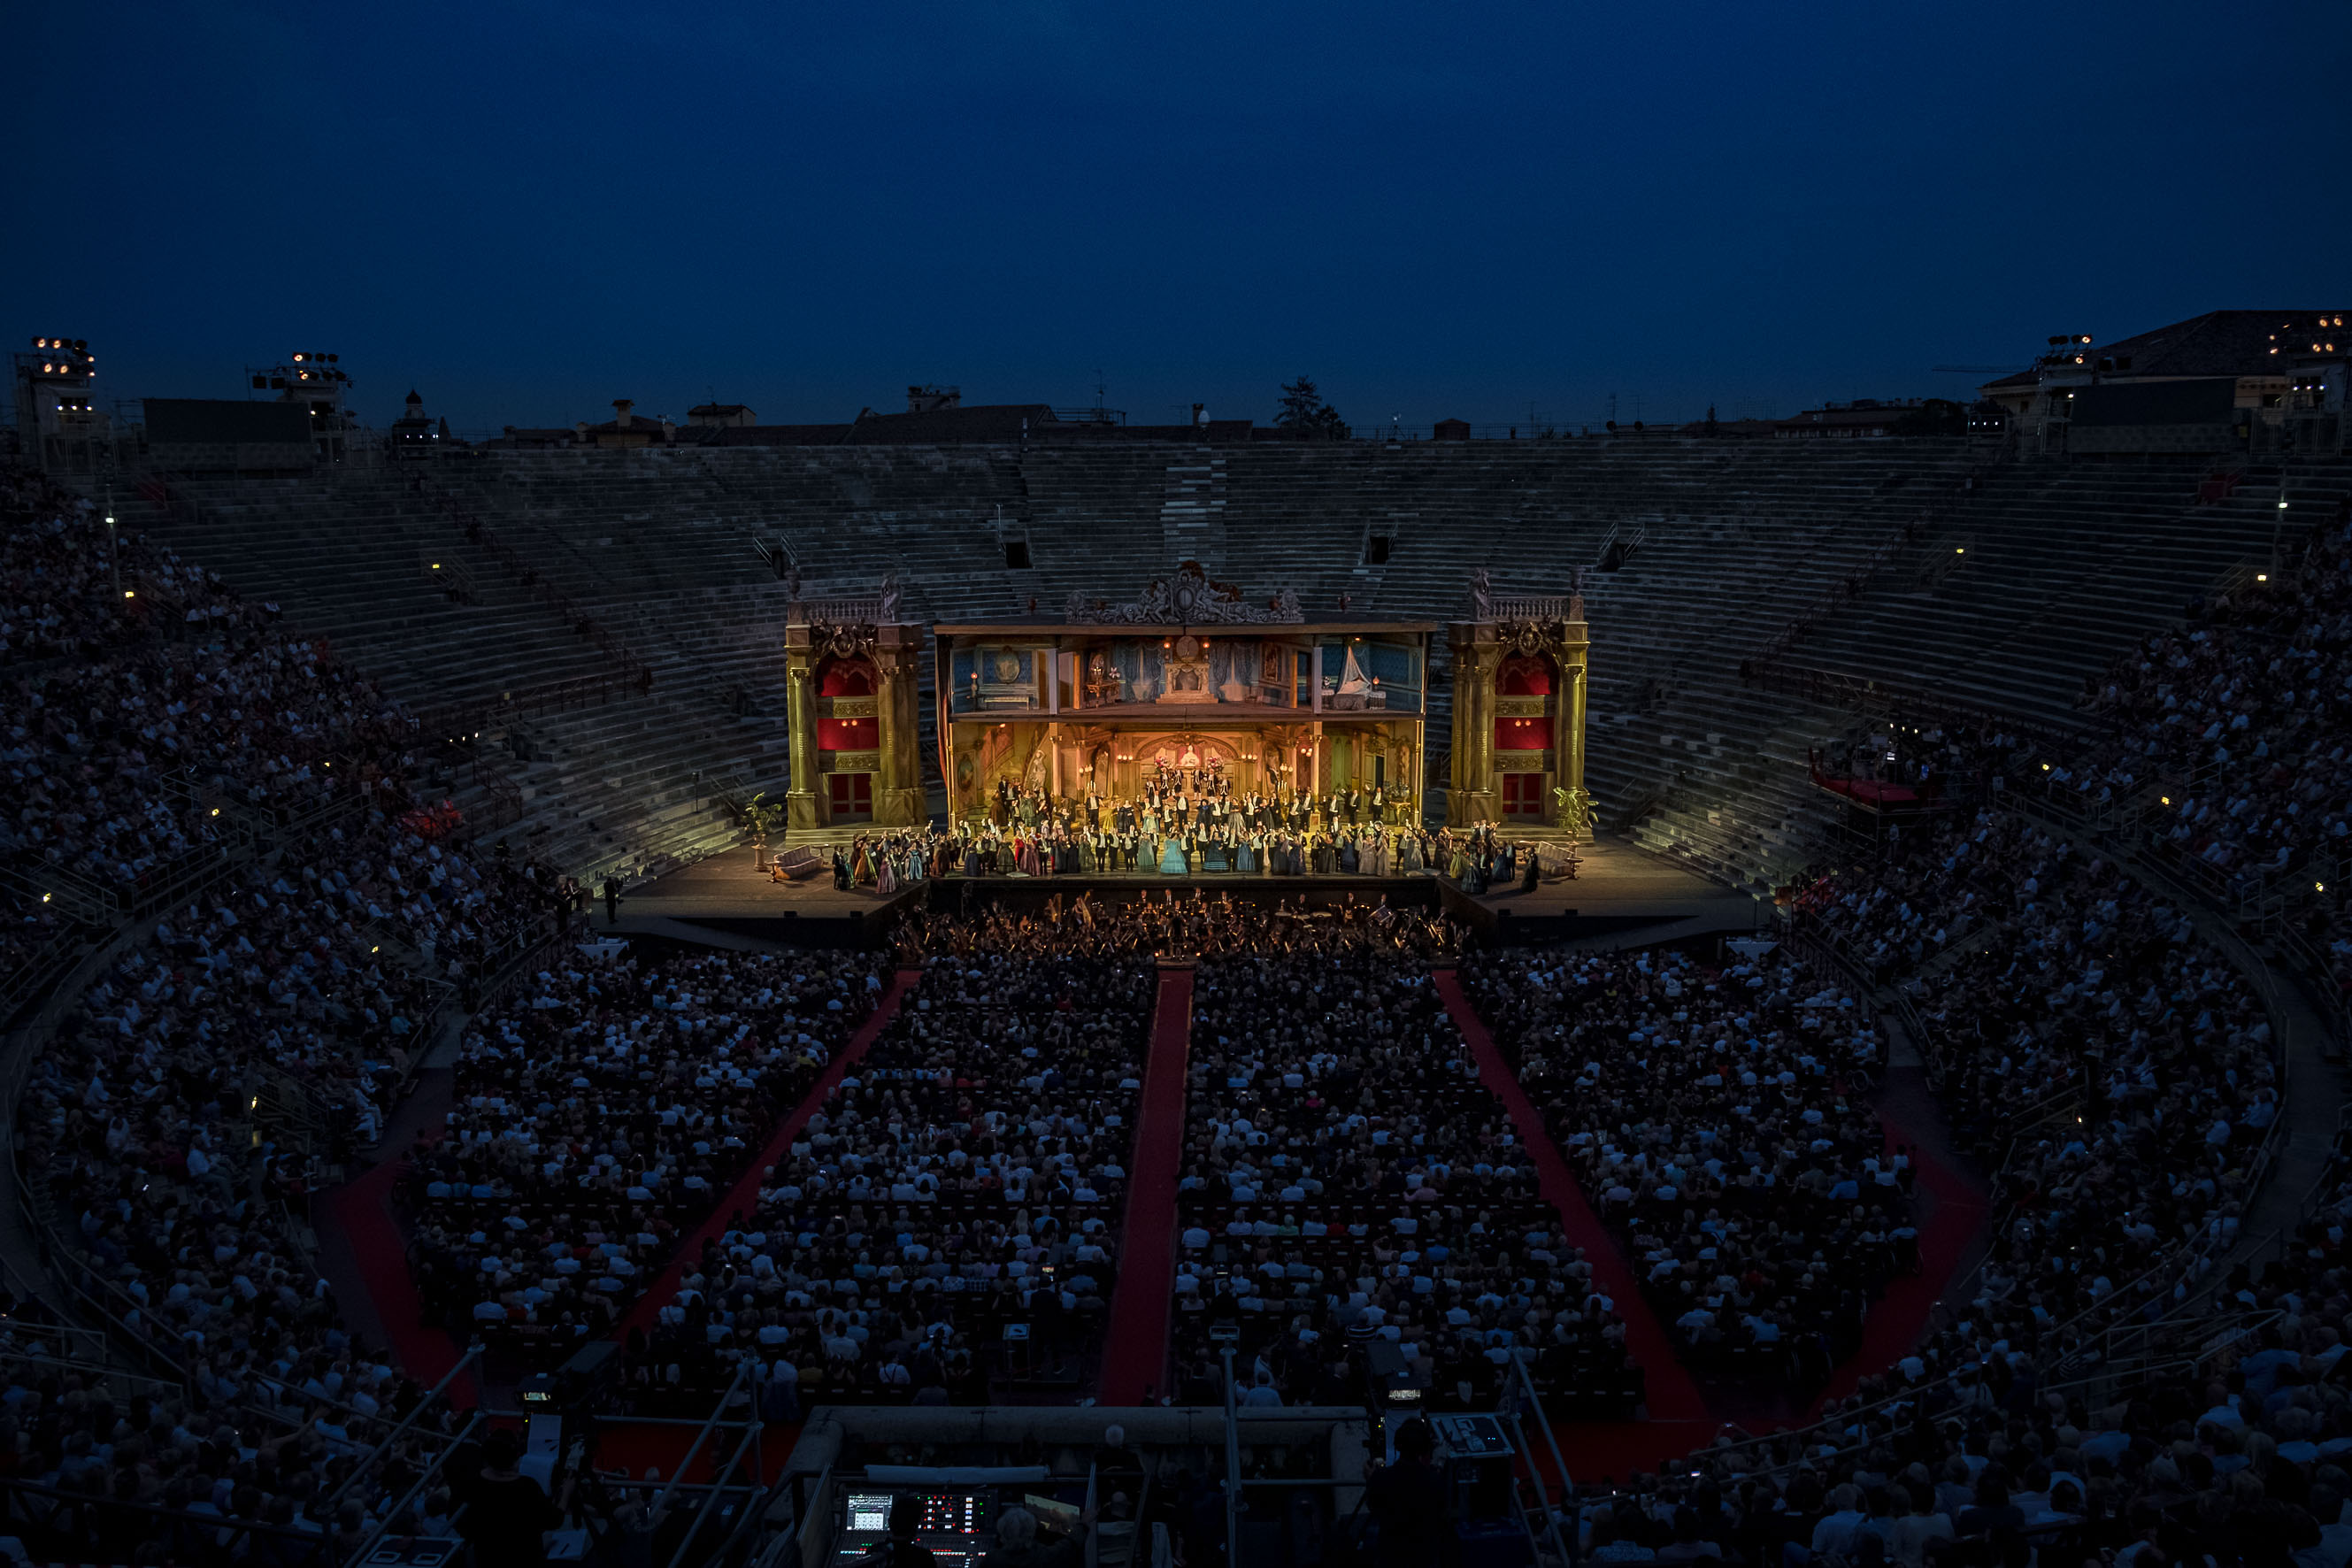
833,1489 -> 995,1568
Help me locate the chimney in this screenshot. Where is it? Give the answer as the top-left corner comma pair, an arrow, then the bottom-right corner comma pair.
612,397 -> 634,427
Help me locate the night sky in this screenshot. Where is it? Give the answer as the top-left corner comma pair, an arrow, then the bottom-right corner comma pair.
9,3 -> 2348,435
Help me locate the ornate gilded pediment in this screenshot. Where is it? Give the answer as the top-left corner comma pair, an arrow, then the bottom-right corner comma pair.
807,616 -> 876,661
1065,561 -> 1303,625
1496,617 -> 1567,657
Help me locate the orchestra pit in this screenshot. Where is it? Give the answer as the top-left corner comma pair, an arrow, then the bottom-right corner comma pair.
4,321 -> 2352,1568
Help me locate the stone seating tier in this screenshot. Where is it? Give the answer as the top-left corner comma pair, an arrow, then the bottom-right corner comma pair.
102,443 -> 2348,890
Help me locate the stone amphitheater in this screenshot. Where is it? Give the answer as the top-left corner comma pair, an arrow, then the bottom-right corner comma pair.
113,437 -> 2341,893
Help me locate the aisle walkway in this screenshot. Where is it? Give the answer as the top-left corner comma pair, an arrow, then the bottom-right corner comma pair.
1430,969 -> 1712,1434
319,1069 -> 475,1402
622,968 -> 920,1338
1815,1080 -> 1987,1407
1431,965 -> 2004,1478
1097,965 -> 1195,1405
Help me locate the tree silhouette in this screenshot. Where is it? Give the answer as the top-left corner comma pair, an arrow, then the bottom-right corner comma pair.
1274,376 -> 1350,440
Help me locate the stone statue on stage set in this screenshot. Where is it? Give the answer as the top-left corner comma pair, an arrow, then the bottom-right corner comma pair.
1470,565 -> 1493,622
877,572 -> 901,624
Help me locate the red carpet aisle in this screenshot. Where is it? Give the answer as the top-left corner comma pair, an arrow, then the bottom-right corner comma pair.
621,968 -> 919,1340
324,1136 -> 479,1404
316,1063 -> 475,1402
1096,965 -> 1196,1405
1813,1100 -> 1987,1410
1431,968 -> 1718,1477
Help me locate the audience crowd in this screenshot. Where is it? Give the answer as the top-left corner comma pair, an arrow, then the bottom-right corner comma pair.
0,1280 -> 492,1566
11,453 -> 2352,1564
622,935 -> 1155,1411
1561,1295 -> 2352,1568
895,889 -> 1464,963
401,945 -> 887,1355
1464,943 -> 1907,1389
1789,807 -> 2277,1385
2,458 -> 593,1555
1170,949 -> 1647,1418
2057,503 -> 2352,1018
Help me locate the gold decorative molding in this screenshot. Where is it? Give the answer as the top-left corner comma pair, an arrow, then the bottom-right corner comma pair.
1496,617 -> 1569,657
819,749 -> 881,773
1494,696 -> 1551,718
806,616 -> 877,662
1494,752 -> 1549,772
821,696 -> 878,719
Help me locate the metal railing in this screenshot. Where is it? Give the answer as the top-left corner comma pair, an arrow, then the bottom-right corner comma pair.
0,836 -> 251,927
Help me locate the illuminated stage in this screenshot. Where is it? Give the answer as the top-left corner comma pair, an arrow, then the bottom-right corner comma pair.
780,563 -> 1598,838
933,583 -> 1435,821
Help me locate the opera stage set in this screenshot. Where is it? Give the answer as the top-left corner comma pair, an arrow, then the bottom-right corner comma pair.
936,615 -> 1429,826
773,563 -> 1596,835
618,565 -> 1744,943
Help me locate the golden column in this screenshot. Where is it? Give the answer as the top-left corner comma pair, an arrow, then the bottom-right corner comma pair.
872,626 -> 926,826
1446,624 -> 1501,826
1552,609 -> 1593,839
782,641 -> 826,831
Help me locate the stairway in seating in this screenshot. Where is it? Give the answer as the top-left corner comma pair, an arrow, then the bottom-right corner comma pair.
1158,448 -> 1227,570
1610,688 -> 1856,894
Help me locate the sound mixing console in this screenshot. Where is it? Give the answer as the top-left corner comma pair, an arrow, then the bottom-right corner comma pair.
834,1489 -> 995,1568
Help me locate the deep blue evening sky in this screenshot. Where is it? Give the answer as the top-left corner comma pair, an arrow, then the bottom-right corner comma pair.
8,3 -> 2348,434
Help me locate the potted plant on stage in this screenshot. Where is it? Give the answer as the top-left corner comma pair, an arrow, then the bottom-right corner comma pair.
742,791 -> 783,871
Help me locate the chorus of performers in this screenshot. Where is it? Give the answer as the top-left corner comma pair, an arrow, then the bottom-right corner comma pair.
993,774 -> 1417,832
819,819 -> 1574,892
893,888 -> 1468,961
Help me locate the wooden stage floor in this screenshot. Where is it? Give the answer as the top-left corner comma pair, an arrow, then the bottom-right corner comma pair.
602,835 -> 1755,950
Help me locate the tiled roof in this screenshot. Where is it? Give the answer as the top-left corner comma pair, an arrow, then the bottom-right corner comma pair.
2074,309 -> 2340,377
